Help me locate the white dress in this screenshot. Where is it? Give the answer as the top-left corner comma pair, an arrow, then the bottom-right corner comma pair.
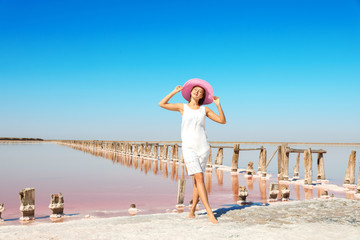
181,103 -> 210,175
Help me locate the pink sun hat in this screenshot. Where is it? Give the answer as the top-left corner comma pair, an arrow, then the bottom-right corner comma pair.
181,78 -> 214,105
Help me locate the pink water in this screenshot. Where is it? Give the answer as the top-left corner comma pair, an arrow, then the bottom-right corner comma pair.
0,142 -> 358,225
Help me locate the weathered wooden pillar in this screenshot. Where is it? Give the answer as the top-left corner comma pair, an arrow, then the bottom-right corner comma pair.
304,148 -> 313,185
317,152 -> 326,180
344,151 -> 356,184
133,145 -> 138,156
159,145 -> 164,160
206,147 -> 212,168
0,203 -> 4,221
246,161 -> 254,176
280,144 -> 289,181
49,193 -> 64,217
231,144 -> 240,172
177,179 -> 185,207
293,153 -> 300,179
215,147 -> 224,165
258,148 -> 267,177
238,186 -> 248,203
269,183 -> 279,201
180,150 -> 184,163
139,144 -> 143,157
277,145 -> 282,175
281,186 -> 290,201
172,144 -> 179,161
146,144 -> 152,158
19,188 -> 35,221
164,145 -> 169,161
153,144 -> 159,159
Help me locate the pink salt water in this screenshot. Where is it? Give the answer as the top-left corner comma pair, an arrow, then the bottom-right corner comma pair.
0,142 -> 358,225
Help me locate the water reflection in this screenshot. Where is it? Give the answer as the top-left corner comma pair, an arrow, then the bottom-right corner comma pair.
259,178 -> 267,203
206,170 -> 212,194
215,168 -> 223,186
231,174 -> 239,202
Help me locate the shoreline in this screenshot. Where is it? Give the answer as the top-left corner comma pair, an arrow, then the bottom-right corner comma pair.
1,198 -> 359,240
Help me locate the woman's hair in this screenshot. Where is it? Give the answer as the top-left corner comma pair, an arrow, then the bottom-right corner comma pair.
189,86 -> 206,105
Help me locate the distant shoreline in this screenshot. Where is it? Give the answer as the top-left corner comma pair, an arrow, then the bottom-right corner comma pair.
0,137 -> 43,141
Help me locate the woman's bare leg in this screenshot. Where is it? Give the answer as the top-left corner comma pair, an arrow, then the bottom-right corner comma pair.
193,172 -> 218,223
189,176 -> 200,218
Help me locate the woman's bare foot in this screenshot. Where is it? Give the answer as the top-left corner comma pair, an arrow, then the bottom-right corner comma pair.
188,212 -> 196,218
208,215 -> 218,224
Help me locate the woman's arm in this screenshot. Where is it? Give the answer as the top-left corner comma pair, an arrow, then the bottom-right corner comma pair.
158,86 -> 184,113
205,96 -> 226,124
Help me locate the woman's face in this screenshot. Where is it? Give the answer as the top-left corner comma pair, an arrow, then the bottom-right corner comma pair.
191,86 -> 205,100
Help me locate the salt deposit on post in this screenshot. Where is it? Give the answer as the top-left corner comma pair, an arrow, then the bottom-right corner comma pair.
19,188 -> 35,221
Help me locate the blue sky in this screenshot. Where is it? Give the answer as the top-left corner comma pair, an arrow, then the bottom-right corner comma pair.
1,0 -> 359,142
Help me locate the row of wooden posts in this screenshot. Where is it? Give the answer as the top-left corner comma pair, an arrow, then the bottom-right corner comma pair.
54,140 -> 360,187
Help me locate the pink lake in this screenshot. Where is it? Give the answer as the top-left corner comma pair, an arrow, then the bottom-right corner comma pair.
0,142 -> 359,225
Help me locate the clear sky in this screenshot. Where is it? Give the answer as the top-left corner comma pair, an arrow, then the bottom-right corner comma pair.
1,0 -> 359,142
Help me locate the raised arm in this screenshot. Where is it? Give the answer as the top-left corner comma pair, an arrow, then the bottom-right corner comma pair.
205,96 -> 226,124
158,86 -> 184,113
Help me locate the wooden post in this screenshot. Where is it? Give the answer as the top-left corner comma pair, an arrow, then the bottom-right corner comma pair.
231,144 -> 240,172
19,188 -> 35,220
153,144 -> 159,159
180,150 -> 184,163
317,153 -> 326,180
164,145 -> 169,161
356,164 -> 360,194
281,144 -> 289,181
293,153 -> 300,178
206,147 -> 212,168
0,203 -> 4,221
159,145 -> 164,159
304,148 -> 313,185
277,145 -> 282,176
246,161 -> 254,175
257,146 -> 264,172
172,144 -> 179,162
258,148 -> 267,177
49,193 -> 64,217
215,147 -> 224,165
344,151 -> 356,184
269,183 -> 279,201
177,179 -> 186,207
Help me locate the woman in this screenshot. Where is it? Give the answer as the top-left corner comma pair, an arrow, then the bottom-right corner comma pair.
158,78 -> 226,224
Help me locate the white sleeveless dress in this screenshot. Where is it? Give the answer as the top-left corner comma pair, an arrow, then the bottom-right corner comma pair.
181,104 -> 210,175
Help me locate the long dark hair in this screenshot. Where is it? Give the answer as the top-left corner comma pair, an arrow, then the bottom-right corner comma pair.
189,86 -> 206,105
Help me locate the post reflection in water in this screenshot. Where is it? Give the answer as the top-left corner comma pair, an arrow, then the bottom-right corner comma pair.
162,161 -> 168,178
295,184 -> 301,200
231,174 -> 239,202
259,178 -> 267,203
245,176 -> 254,191
215,168 -> 223,186
153,159 -> 158,174
180,164 -> 185,180
206,169 -> 212,194
304,187 -> 313,200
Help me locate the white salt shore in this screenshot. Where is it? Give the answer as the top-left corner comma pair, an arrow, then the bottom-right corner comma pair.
1,198 -> 359,240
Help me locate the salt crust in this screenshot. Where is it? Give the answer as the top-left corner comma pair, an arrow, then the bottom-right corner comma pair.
0,198 -> 359,240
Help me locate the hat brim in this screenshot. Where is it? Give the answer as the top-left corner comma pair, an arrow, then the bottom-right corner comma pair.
181,78 -> 214,105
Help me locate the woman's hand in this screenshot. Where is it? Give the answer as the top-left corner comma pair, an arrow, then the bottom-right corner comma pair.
213,96 -> 220,106
173,85 -> 183,93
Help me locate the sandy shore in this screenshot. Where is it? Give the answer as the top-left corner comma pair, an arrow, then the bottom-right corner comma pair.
1,198 -> 359,240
